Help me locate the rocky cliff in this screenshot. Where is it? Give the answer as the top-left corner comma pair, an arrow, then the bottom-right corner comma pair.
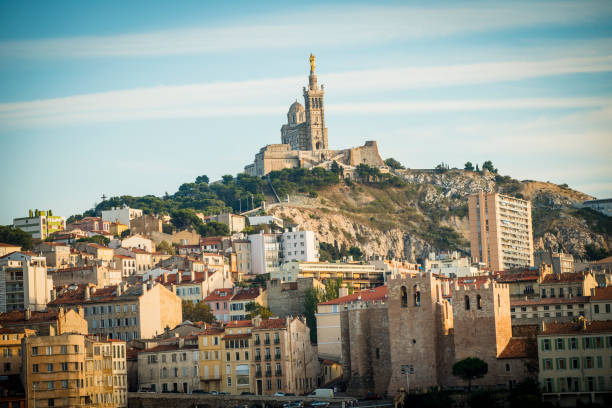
267,169 -> 610,263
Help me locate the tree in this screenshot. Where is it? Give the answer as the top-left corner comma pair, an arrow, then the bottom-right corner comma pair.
330,161 -> 340,174
452,357 -> 488,391
76,235 -> 110,246
182,301 -> 215,323
0,225 -> 33,250
120,229 -> 131,238
348,246 -> 363,260
198,221 -> 229,237
157,240 -> 175,255
584,244 -> 609,261
162,223 -> 174,234
464,161 -> 474,171
245,302 -> 273,319
481,160 -> 498,174
475,164 -> 480,172
303,288 -> 324,343
170,209 -> 202,231
195,175 -> 210,184
384,158 -> 405,170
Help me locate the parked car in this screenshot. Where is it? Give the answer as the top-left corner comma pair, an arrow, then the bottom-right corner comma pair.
210,390 -> 219,395
309,401 -> 330,408
283,401 -> 304,408
274,392 -> 286,397
241,392 -> 255,395
192,390 -> 209,394
308,389 -> 334,398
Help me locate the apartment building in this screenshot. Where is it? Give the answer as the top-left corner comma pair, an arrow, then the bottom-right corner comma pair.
277,261 -> 385,290
0,327 -> 35,375
280,229 -> 318,263
539,272 -> 598,299
590,287 -> 612,321
121,235 -> 155,253
113,255 -> 136,277
0,308 -> 88,337
222,320 -> 254,394
0,242 -> 21,257
538,320 -> 612,405
510,297 -> 591,325
534,250 -> 575,275
137,341 -> 200,393
35,242 -> 71,268
101,206 -> 143,229
0,251 -> 52,312
249,233 -> 281,275
109,340 -> 127,407
468,192 -> 534,271
229,288 -> 267,321
154,270 -> 233,304
67,217 -> 110,234
13,210 -> 66,240
49,282 -> 182,341
233,240 -> 252,276
198,327 -> 224,391
204,289 -> 234,323
23,333 -> 126,408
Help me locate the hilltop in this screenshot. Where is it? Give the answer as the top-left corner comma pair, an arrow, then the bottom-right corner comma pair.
73,166 -> 610,264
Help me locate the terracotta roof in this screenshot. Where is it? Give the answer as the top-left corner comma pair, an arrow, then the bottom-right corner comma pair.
510,296 -> 589,307
144,344 -> 198,353
0,242 -> 21,247
257,317 -> 287,330
224,320 -> 252,328
540,320 -> 612,335
231,288 -> 261,301
595,256 -> 612,264
204,288 -> 234,302
198,327 -> 225,336
590,286 -> 612,301
319,285 -> 387,306
130,248 -> 151,254
496,271 -> 539,283
456,276 -> 495,288
49,283 -> 143,305
498,337 -> 531,359
113,254 -> 132,259
0,310 -> 59,325
223,333 -> 252,340
541,272 -> 586,284
155,271 -> 215,285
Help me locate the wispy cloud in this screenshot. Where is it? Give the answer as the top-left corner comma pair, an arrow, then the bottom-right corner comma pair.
2,56 -> 612,128
1,1 -> 611,58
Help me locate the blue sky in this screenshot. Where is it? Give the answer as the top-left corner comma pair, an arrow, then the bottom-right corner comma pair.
1,0 -> 611,224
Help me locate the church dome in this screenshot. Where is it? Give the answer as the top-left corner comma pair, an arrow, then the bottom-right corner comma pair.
287,101 -> 305,125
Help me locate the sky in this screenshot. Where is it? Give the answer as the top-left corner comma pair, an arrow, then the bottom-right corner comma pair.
1,0 -> 611,224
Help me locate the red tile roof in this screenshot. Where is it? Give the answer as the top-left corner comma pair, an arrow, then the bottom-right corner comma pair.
155,271 -> 215,285
0,310 -> 59,325
224,320 -> 252,328
204,288 -> 234,302
590,287 -> 612,301
319,285 -> 387,306
223,333 -> 252,340
496,271 -> 539,283
498,337 -> 531,359
258,317 -> 287,330
231,288 -> 261,301
595,256 -> 612,264
540,320 -> 612,335
541,272 -> 586,284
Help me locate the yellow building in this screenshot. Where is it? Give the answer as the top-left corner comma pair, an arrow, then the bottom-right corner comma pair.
0,327 -> 35,375
221,320 -> 254,394
0,242 -> 21,257
538,320 -> 612,405
198,327 -> 224,392
23,333 -> 126,408
110,223 -> 128,238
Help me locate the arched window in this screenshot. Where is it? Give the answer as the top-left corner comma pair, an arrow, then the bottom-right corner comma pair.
477,295 -> 482,309
413,285 -> 421,306
401,286 -> 407,308
465,295 -> 470,310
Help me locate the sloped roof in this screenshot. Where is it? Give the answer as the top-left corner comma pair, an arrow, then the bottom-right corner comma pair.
319,285 -> 387,306
224,319 -> 252,328
510,296 -> 589,307
498,337 -> 531,359
204,288 -> 233,302
231,288 -> 261,301
590,286 -> 612,301
258,317 -> 287,330
540,320 -> 612,335
0,310 -> 59,325
541,272 -> 585,284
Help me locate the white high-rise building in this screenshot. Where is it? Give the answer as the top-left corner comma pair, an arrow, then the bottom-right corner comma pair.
280,229 -> 318,263
0,251 -> 52,312
248,233 -> 281,275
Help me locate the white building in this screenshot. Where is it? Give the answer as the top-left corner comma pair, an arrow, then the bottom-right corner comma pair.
581,198 -> 612,217
121,234 -> 155,253
110,340 -> 128,407
101,206 -> 143,228
248,233 -> 281,275
280,229 -> 318,263
423,252 -> 481,277
13,211 -> 66,240
247,215 -> 284,229
0,251 -> 52,312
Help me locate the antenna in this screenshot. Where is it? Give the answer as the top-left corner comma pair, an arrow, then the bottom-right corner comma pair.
101,193 -> 107,202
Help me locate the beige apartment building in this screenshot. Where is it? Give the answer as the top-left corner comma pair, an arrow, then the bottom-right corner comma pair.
0,327 -> 35,375
0,251 -> 52,313
0,308 -> 88,337
468,192 -> 534,271
537,320 -> 612,405
0,242 -> 21,257
198,327 -> 224,392
49,282 -> 182,341
35,242 -> 71,268
137,341 -> 200,393
23,333 -> 126,408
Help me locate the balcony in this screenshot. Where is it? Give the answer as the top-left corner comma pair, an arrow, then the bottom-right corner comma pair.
265,370 -> 272,377
255,370 -> 262,378
264,339 -> 270,345
254,339 -> 260,346
255,355 -> 261,362
274,354 -> 281,360
275,370 -> 282,376
274,338 -> 280,345
265,355 -> 271,361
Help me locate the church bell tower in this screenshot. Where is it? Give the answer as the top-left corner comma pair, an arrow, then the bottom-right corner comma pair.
303,54 -> 328,150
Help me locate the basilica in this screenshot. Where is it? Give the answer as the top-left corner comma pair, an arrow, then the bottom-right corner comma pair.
244,55 -> 385,177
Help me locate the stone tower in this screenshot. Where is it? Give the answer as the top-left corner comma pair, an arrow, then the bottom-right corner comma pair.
303,54 -> 328,150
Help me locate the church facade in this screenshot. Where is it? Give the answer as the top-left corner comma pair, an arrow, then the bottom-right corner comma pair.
245,55 -> 384,177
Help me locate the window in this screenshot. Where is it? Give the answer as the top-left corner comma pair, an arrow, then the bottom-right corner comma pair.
465,295 -> 470,311
47,363 -> 53,372
401,286 -> 407,307
477,295 -> 482,309
569,337 -> 578,350
227,377 -> 232,386
543,378 -> 553,393
61,362 -> 68,371
584,356 -> 594,369
555,338 -> 565,350
556,358 -> 566,370
32,347 -> 38,356
62,380 -> 68,389
594,305 -> 600,314
48,399 -> 55,407
542,359 -> 552,370
46,346 -> 53,355
570,357 -> 580,369
33,364 -> 39,373
596,356 -> 603,368
413,285 -> 420,306
541,339 -> 551,351
48,381 -> 54,390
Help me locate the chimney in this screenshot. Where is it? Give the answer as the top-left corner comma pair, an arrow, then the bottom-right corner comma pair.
162,272 -> 167,284
51,288 -> 57,302
116,284 -> 122,297
24,309 -> 32,321
582,319 -> 588,330
190,271 -> 194,282
84,285 -> 91,300
177,272 -> 182,284
142,283 -> 147,294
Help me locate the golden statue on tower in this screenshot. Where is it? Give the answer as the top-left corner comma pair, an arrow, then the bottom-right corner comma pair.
309,53 -> 315,73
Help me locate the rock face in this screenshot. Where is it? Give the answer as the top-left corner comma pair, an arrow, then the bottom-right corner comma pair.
267,169 -> 609,263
